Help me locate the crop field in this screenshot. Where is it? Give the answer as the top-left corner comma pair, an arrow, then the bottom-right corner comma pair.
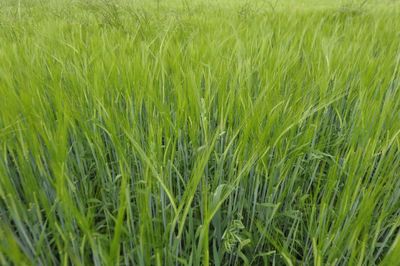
0,0 -> 400,265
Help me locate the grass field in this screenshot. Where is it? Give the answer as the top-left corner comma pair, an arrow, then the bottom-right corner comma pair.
1,0 -> 400,265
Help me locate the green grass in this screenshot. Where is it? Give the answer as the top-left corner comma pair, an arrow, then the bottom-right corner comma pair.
1,0 -> 400,265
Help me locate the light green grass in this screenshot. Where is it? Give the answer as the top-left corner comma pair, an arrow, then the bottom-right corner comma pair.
0,0 -> 400,265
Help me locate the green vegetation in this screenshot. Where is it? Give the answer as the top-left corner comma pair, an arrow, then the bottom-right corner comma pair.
1,0 -> 400,265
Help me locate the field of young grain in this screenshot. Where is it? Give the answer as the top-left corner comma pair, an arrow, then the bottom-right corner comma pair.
0,0 -> 400,265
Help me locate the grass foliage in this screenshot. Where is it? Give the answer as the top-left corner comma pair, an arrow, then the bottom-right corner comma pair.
1,0 -> 400,265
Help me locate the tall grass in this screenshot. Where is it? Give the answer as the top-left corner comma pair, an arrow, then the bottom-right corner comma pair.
0,0 -> 399,265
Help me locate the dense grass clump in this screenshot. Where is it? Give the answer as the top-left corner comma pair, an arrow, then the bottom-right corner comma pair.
1,0 -> 400,265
